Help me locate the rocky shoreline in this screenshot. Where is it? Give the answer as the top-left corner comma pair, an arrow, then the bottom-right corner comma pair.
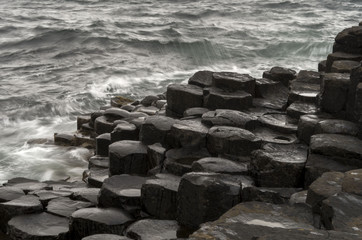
1,22 -> 362,239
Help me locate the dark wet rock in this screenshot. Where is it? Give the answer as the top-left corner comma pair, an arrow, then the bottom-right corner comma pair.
77,115 -> 91,130
262,66 -> 296,86
94,116 -> 115,135
0,195 -> 43,232
170,119 -> 209,148
255,78 -> 287,98
321,192 -> 362,234
121,104 -> 136,112
141,174 -> 180,220
318,60 -> 327,72
147,143 -> 166,170
139,115 -> 177,147
98,175 -> 149,209
4,180 -> 48,194
109,140 -> 149,176
46,181 -> 87,191
177,172 -> 253,228
212,72 -> 256,96
54,133 -> 75,146
258,113 -> 298,134
7,212 -> 69,240
47,197 -> 93,218
296,70 -> 321,84
203,87 -> 252,111
201,109 -> 259,130
252,229 -> 358,240
89,156 -> 109,169
96,133 -> 111,156
90,110 -> 104,127
304,154 -> 359,188
104,108 -> 130,120
326,52 -> 362,72
153,99 -> 167,109
242,186 -> 300,204
111,121 -> 138,143
335,25 -> 362,49
183,107 -> 209,118
191,157 -> 248,175
74,133 -> 96,148
70,207 -> 134,240
0,187 -> 25,203
310,134 -> 362,165
331,60 -> 360,73
81,123 -> 95,136
189,201 -> 315,240
110,96 -> 134,108
188,70 -> 214,88
297,114 -> 333,144
347,65 -> 362,120
30,189 -> 73,205
250,144 -> 308,188
141,95 -> 159,107
82,234 -> 130,240
252,98 -> 288,111
166,84 -> 203,117
207,126 -> 262,156
164,148 -> 211,176
288,80 -> 320,104
67,188 -> 100,205
87,168 -> 109,188
315,119 -> 359,136
253,127 -> 298,145
306,172 -> 344,213
286,102 -> 318,119
342,169 -> 362,196
320,73 -> 350,113
126,219 -> 179,240
289,190 -> 308,205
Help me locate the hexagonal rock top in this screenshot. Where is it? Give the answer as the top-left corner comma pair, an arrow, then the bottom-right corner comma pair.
212,72 -> 256,96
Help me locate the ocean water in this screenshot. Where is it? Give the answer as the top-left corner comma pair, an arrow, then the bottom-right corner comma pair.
0,0 -> 361,183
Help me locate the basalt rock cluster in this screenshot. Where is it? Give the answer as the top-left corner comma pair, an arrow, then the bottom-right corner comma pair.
1,23 -> 362,240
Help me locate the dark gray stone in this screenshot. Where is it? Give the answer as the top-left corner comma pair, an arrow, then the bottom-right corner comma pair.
286,102 -> 318,119
147,143 -> 166,170
111,122 -> 138,143
255,78 -> 287,99
189,201 -> 315,240
47,197 -> 93,218
164,148 -> 211,176
262,66 -> 296,86
139,116 -> 177,147
96,133 -> 111,156
250,144 -> 308,188
8,212 -> 69,240
201,109 -> 259,130
109,140 -> 149,176
326,52 -> 362,72
253,127 -> 298,145
94,116 -> 115,135
191,157 -> 248,175
0,195 -> 43,232
320,73 -> 350,113
0,187 -> 25,203
104,108 -> 130,120
212,72 -> 256,96
3,180 -> 47,194
54,133 -> 75,146
203,87 -> 252,111
70,207 -> 134,240
170,119 -> 209,148
66,188 -> 100,205
342,169 -> 362,196
252,98 -> 288,111
77,115 -> 91,130
126,219 -> 179,240
88,156 -> 109,169
188,70 -> 213,88
30,189 -> 73,205
347,65 -> 362,120
310,134 -> 362,165
207,126 -> 262,156
121,104 -> 136,112
321,192 -> 362,234
296,70 -> 321,84
289,190 -> 308,205
141,95 -> 159,107
306,172 -> 344,213
297,114 -> 333,144
141,174 -> 180,220
98,175 -> 149,209
183,107 -> 209,118
318,60 -> 327,72
288,81 -> 320,104
242,186 -> 300,204
335,25 -> 362,49
134,106 -> 159,116
315,119 -> 359,136
90,110 -> 105,128
87,168 -> 109,188
177,172 -> 253,228
166,84 -> 203,117
331,60 -> 360,73
82,234 -> 130,240
258,113 -> 298,134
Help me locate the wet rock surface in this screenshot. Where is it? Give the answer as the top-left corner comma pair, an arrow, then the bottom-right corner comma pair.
126,219 -> 179,240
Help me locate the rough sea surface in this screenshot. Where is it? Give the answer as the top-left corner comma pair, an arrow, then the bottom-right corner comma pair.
0,0 -> 361,183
